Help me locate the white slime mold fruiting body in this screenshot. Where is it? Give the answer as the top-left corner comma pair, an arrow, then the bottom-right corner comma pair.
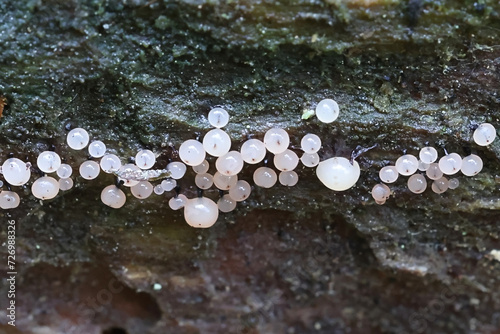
316,157 -> 360,191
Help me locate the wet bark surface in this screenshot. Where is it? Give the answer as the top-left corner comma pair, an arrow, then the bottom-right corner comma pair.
0,0 -> 499,333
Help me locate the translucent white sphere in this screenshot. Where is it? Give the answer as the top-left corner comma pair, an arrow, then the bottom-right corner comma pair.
184,197 -> 219,228
67,128 -> 89,150
169,194 -> 187,210
215,151 -> 244,176
240,139 -> 266,164
217,194 -> 237,213
432,177 -> 449,194
253,167 -> 277,188
301,134 -> 322,153
59,178 -> 74,191
274,149 -> 299,172
395,154 -> 418,176
449,178 -> 460,189
461,154 -> 483,176
438,153 -> 462,175
203,129 -> 231,157
371,183 -> 390,201
167,162 -> 187,180
179,139 -> 206,166
279,171 -> 299,187
101,185 -> 126,209
419,147 -> 438,164
2,158 -> 31,186
228,180 -> 251,202
264,128 -> 289,154
31,176 -> 59,200
300,153 -> 320,167
193,160 -> 209,174
195,173 -> 214,190
473,123 -> 496,146
213,172 -> 238,190
208,107 -> 229,128
417,160 -> 430,172
118,164 -> 141,187
37,151 -> 61,173
315,99 -> 339,123
131,181 -> 154,199
426,163 -> 443,180
88,140 -> 106,158
154,184 -> 164,195
100,154 -> 122,173
379,166 -> 398,183
135,149 -> 156,169
56,164 -> 73,179
161,179 -> 177,191
407,174 -> 427,194
0,191 -> 20,209
79,160 -> 100,180
316,157 -> 360,191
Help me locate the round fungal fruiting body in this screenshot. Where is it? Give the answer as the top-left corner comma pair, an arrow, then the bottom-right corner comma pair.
131,181 -> 154,199
193,160 -> 209,174
217,194 -> 237,213
167,162 -> 187,180
59,178 -> 74,191
67,128 -> 90,150
473,123 -> 497,146
208,107 -> 229,128
56,164 -> 73,179
135,149 -> 156,169
371,183 -> 390,202
37,151 -> 61,173
195,173 -> 214,190
203,129 -> 231,157
426,163 -> 443,180
2,158 -> 31,186
213,172 -> 238,190
169,194 -> 188,210
407,174 -> 427,194
315,99 -> 339,123
184,197 -> 219,228
216,151 -> 244,176
179,139 -> 206,166
240,139 -> 266,164
301,134 -> 321,153
379,166 -> 398,183
161,179 -> 177,191
88,140 -> 106,158
417,161 -> 430,172
101,185 -> 126,209
264,128 -> 290,154
118,164 -> 141,187
228,180 -> 251,202
79,160 -> 100,180
432,177 -> 449,194
448,178 -> 460,189
0,191 -> 20,209
461,154 -> 483,176
100,154 -> 122,173
438,153 -> 462,175
31,176 -> 59,200
253,167 -> 277,188
300,153 -> 320,167
316,157 -> 360,191
395,154 -> 418,176
419,147 -> 438,164
274,149 -> 299,172
279,171 -> 299,186
154,184 -> 164,195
